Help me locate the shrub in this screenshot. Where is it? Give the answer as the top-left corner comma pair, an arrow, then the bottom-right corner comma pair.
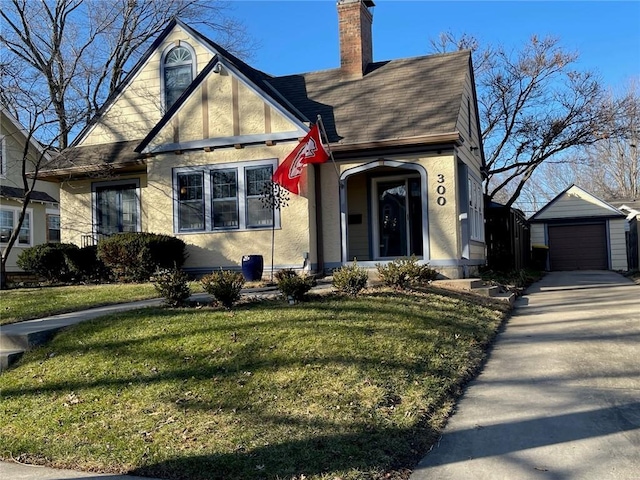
17,243 -> 79,283
153,268 -> 191,307
97,233 -> 186,282
376,256 -> 438,290
201,270 -> 245,309
66,245 -> 112,283
275,268 -> 316,302
332,260 -> 368,296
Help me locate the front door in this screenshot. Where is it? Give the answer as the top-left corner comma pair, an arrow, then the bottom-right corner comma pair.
374,176 -> 423,259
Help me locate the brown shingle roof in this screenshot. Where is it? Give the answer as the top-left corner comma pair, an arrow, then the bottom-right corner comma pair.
268,50 -> 470,146
0,186 -> 57,204
39,140 -> 145,178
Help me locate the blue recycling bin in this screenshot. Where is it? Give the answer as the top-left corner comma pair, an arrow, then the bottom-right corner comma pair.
241,255 -> 264,281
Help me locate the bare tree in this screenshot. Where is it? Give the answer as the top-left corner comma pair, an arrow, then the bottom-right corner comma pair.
579,82 -> 640,200
0,97 -> 60,287
1,0 -> 254,149
519,81 -> 639,207
432,34 -> 618,208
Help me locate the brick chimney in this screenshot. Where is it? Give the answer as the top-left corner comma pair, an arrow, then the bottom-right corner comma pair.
337,0 -> 375,79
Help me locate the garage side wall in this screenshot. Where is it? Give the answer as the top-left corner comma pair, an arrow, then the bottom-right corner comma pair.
609,219 -> 628,271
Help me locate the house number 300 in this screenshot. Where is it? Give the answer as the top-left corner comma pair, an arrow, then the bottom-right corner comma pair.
436,174 -> 446,206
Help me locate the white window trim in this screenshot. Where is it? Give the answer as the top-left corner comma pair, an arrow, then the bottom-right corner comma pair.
173,159 -> 280,234
0,134 -> 6,179
91,179 -> 142,237
160,42 -> 197,112
0,206 -> 33,246
469,175 -> 484,242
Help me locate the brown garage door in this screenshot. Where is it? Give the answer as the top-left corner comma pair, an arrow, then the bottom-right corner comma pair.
548,223 -> 608,271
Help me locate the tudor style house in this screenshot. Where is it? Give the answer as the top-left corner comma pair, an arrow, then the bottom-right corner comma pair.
1,108 -> 60,273
39,0 -> 486,279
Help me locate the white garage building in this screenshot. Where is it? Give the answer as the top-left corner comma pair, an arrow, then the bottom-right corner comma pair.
529,185 -> 628,271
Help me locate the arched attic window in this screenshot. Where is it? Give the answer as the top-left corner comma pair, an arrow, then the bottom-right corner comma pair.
163,44 -> 195,110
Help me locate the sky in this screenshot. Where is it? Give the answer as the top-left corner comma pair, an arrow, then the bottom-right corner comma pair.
226,0 -> 640,89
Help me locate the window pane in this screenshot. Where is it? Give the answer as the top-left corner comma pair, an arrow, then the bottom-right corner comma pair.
0,210 -> 13,243
213,199 -> 239,228
165,46 -> 192,65
47,214 -> 61,243
212,169 -> 238,228
177,173 -> 204,231
165,64 -> 192,108
212,170 -> 237,199
246,166 -> 272,196
246,197 -> 272,227
18,213 -> 30,244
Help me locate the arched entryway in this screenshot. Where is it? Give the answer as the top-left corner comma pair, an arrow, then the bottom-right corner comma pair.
339,160 -> 429,265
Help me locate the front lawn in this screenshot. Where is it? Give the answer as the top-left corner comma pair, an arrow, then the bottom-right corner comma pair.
0,289 -> 509,479
0,283 -> 162,326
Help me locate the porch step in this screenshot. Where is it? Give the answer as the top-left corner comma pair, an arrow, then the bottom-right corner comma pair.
494,292 -> 517,305
474,285 -> 501,297
431,278 -> 484,290
431,278 -> 516,305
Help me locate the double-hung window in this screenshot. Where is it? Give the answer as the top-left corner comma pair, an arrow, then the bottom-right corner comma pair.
245,166 -> 273,227
177,172 -> 205,231
174,161 -> 278,233
0,207 -> 32,246
211,169 -> 238,228
46,213 -> 61,242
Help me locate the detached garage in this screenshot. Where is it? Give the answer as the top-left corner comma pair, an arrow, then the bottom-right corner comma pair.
530,185 -> 628,271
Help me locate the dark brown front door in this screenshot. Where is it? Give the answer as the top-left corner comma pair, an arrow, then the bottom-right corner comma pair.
548,223 -> 608,271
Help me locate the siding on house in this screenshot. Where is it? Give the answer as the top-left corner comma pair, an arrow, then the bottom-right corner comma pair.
145,144 -> 314,271
322,152 -> 461,269
534,188 -> 620,220
81,27 -> 215,147
346,174 -> 370,261
609,218 -> 628,271
530,224 -> 546,246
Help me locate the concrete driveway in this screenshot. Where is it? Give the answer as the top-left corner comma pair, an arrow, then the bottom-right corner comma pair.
411,270 -> 640,480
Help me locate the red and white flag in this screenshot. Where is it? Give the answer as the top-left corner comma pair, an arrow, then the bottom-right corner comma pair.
272,123 -> 329,195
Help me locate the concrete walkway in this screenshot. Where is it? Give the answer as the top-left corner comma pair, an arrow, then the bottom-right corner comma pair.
411,270 -> 640,480
0,283 -> 332,372
0,461 -> 162,480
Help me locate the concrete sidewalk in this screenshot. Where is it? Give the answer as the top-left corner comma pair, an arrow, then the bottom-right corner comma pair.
411,270 -> 640,480
0,461 -> 162,480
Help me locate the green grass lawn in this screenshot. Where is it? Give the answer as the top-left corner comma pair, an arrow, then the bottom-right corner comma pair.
0,282 -> 206,326
0,289 -> 509,480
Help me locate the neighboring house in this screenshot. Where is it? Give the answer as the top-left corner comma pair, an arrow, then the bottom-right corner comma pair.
529,185 -> 628,271
0,108 -> 60,273
38,0 -> 486,279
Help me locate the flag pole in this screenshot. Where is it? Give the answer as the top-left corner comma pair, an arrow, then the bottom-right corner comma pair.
316,114 -> 341,183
